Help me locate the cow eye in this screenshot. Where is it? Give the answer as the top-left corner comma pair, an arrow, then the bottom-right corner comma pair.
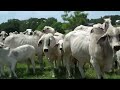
118,34 -> 120,41
48,39 -> 50,46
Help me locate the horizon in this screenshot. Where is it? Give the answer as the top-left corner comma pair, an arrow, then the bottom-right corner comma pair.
0,11 -> 120,24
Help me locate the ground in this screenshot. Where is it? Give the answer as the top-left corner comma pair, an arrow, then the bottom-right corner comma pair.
2,57 -> 120,79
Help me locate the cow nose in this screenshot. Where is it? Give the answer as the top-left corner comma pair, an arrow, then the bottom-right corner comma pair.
114,46 -> 120,51
3,38 -> 5,40
44,49 -> 48,52
30,32 -> 33,35
60,48 -> 62,50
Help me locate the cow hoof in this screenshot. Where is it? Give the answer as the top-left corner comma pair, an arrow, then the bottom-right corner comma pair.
12,76 -> 18,79
68,76 -> 73,79
100,76 -> 104,79
82,77 -> 86,79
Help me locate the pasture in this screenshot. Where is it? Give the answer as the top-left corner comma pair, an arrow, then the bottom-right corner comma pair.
1,56 -> 120,79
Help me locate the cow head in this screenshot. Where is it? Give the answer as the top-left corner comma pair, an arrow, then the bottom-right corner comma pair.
54,40 -> 63,51
0,31 -> 8,41
38,33 -> 56,53
42,26 -> 55,34
102,18 -> 112,32
97,27 -> 120,53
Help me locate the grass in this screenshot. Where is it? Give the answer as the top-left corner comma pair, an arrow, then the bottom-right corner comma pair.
2,57 -> 120,79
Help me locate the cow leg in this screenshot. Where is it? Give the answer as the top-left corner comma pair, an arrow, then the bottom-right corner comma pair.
78,61 -> 85,79
49,60 -> 55,78
8,64 -> 12,78
54,60 -> 57,69
10,61 -> 17,78
8,61 -> 17,79
57,58 -> 62,73
90,56 -> 103,79
30,57 -> 36,74
0,64 -> 4,77
38,55 -> 44,70
26,60 -> 30,73
0,65 -> 5,77
64,55 -> 72,79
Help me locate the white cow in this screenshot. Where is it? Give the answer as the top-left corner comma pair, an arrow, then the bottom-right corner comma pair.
0,31 -> 8,42
63,30 -> 90,79
0,44 -> 35,78
102,18 -> 113,32
4,32 -> 44,70
74,25 -> 93,33
23,29 -> 34,35
74,25 -> 89,31
38,33 -> 64,77
89,27 -> 120,79
42,26 -> 56,34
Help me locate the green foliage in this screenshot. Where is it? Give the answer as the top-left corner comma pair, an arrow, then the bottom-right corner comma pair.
0,19 -> 21,33
61,11 -> 88,31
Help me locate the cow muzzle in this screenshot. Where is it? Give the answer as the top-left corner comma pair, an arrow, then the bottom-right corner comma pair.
2,37 -> 5,41
60,48 -> 62,50
30,32 -> 33,35
44,49 -> 48,52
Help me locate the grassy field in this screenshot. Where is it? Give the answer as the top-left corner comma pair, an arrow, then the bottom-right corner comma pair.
2,57 -> 120,79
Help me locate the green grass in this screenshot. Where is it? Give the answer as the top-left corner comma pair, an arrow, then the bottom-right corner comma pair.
2,57 -> 120,79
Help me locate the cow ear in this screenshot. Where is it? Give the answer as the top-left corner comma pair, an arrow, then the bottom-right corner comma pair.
50,37 -> 52,41
38,40 -> 42,46
5,33 -> 8,36
97,34 -> 107,44
90,29 -> 94,33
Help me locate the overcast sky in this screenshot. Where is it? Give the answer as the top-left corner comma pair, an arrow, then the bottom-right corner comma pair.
0,11 -> 120,24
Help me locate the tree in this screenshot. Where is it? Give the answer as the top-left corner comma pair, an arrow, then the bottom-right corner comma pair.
61,11 -> 88,30
37,17 -> 58,31
0,19 -> 21,33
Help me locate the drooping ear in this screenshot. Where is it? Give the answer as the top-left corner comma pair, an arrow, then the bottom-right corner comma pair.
102,22 -> 109,32
38,40 -> 42,46
23,31 -> 27,34
97,34 -> 107,44
5,33 -> 8,36
90,29 -> 94,33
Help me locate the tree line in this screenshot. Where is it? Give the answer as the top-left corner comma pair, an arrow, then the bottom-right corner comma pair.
0,11 -> 120,34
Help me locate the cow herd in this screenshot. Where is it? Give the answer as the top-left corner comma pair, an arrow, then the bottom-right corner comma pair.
0,18 -> 120,79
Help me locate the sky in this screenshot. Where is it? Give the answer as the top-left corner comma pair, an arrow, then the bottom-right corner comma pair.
0,11 -> 120,24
